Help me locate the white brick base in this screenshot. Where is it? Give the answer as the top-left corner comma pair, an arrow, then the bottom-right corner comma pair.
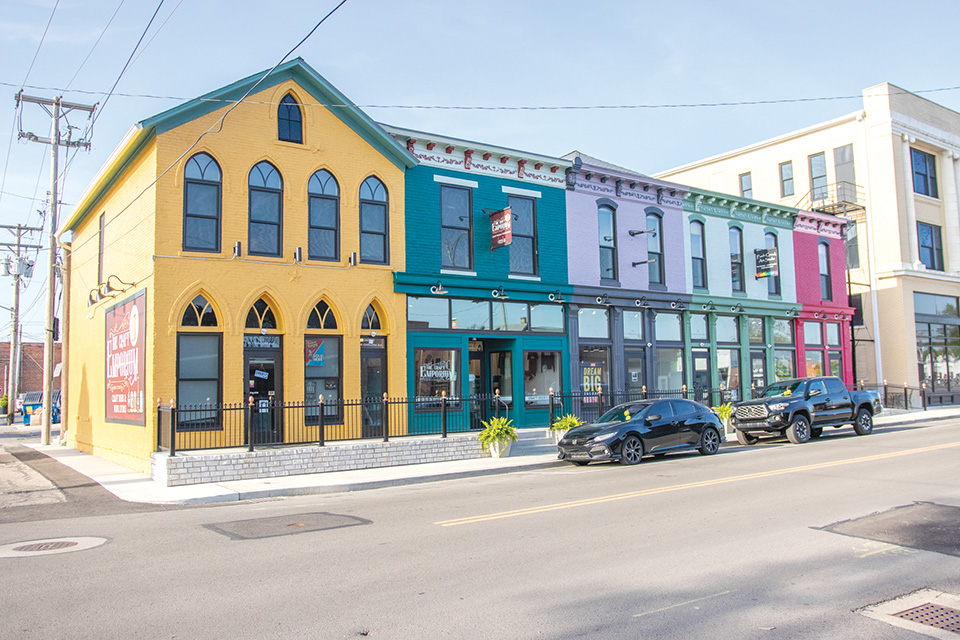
151,434 -> 487,486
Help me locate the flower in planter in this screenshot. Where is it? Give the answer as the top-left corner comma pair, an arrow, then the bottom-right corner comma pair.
550,414 -> 583,431
478,416 -> 518,453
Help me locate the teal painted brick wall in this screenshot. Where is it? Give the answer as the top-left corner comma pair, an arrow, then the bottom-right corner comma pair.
404,166 -> 569,288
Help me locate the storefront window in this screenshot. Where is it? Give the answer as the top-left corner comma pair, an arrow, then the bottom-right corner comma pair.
490,351 -> 513,405
690,314 -> 708,342
579,308 -> 609,339
774,350 -> 795,381
656,348 -> 684,390
177,334 -> 221,409
407,296 -> 449,329
916,322 -> 960,391
826,323 -> 840,347
748,317 -> 764,344
623,310 -> 645,341
579,346 -> 609,393
774,319 -> 794,344
716,316 -> 739,344
717,349 -> 740,400
524,351 -> 561,405
828,351 -> 842,377
655,313 -> 682,342
451,299 -> 490,330
493,302 -> 529,332
804,321 -> 823,346
305,335 -> 341,422
413,348 -> 458,406
806,350 -> 825,377
530,305 -> 564,332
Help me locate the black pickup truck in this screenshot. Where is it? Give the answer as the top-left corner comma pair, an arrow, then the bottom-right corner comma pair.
731,376 -> 882,445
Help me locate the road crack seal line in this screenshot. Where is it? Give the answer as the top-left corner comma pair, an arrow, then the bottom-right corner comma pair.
435,441 -> 960,527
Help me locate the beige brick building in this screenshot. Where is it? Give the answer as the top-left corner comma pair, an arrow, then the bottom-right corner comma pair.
656,84 -> 960,402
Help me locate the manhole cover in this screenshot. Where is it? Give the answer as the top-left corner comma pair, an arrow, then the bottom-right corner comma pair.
204,512 -> 371,540
0,537 -> 107,558
819,502 -> 960,557
893,603 -> 960,633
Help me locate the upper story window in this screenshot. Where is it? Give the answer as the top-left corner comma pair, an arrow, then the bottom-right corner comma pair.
278,94 -> 303,143
307,300 -> 338,330
911,149 -> 939,198
765,232 -> 781,296
181,294 -> 219,327
729,226 -> 744,292
918,222 -> 944,271
308,170 -> 339,261
248,161 -> 283,257
739,172 -> 753,198
779,161 -> 794,198
809,152 -> 828,200
183,152 -> 221,252
441,185 -> 472,270
646,210 -> 664,285
509,195 -> 537,276
819,241 -> 833,301
246,298 -> 278,330
598,204 -> 617,281
359,177 -> 389,264
690,220 -> 707,289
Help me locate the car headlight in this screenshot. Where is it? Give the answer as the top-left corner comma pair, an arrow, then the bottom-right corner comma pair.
768,402 -> 789,412
590,430 -> 619,443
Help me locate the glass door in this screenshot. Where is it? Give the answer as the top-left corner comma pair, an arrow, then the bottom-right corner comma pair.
692,349 -> 711,405
750,350 -> 767,397
244,344 -> 283,445
469,345 -> 487,429
360,337 -> 386,437
624,347 -> 646,399
489,351 -> 512,416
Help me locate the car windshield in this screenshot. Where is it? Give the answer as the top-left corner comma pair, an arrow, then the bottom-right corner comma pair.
596,405 -> 644,424
759,380 -> 806,398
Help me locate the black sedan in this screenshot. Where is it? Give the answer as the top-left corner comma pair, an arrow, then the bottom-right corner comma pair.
557,398 -> 724,466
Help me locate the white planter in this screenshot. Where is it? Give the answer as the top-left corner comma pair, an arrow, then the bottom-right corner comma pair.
549,429 -> 568,445
488,438 -> 513,458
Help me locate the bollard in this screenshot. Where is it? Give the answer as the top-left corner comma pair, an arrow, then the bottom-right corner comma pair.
921,382 -> 928,411
682,383 -> 688,399
642,384 -> 647,400
548,387 -> 555,429
597,383 -> 604,417
169,398 -> 177,458
883,379 -> 888,408
382,392 -> 389,442
318,395 -> 325,446
904,382 -> 910,410
247,395 -> 254,452
495,389 -> 502,419
441,391 -> 448,438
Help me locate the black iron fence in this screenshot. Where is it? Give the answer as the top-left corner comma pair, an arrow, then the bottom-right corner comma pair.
157,392 -> 514,455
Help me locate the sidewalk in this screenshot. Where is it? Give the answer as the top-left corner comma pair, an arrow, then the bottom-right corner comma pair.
13,406 -> 960,506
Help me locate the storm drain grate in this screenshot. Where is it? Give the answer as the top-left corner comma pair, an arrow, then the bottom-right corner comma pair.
13,541 -> 77,552
892,603 -> 960,633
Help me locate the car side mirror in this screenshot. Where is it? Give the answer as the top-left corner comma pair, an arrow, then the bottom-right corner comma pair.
808,388 -> 822,397
646,414 -> 661,422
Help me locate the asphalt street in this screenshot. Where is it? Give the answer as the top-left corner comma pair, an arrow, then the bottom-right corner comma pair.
2,418 -> 959,639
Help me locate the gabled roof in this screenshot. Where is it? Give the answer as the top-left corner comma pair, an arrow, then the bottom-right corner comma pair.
62,58 -> 417,234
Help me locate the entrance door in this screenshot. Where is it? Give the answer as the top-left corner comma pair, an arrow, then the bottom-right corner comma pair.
692,349 -> 711,405
750,350 -> 767,397
625,348 -> 646,399
360,337 -> 387,437
244,341 -> 283,445
469,344 -> 487,429
489,351 -> 512,415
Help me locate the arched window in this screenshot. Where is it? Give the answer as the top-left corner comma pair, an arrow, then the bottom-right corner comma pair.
308,170 -> 339,261
183,153 -> 221,252
307,300 -> 338,330
246,298 -> 277,330
248,162 -> 283,257
278,94 -> 302,144
765,232 -> 781,296
729,227 -> 744,292
361,304 -> 381,331
359,177 -> 388,264
598,204 -> 617,281
646,210 -> 664,285
181,295 -> 218,327
819,241 -> 832,301
690,220 -> 707,289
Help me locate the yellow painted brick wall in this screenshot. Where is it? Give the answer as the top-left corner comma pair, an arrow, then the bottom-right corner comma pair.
67,80 -> 408,472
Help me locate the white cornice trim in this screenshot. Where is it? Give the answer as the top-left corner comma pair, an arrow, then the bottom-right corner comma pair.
434,175 -> 478,189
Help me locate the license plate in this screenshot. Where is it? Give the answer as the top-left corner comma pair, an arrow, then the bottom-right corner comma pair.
569,452 -> 591,460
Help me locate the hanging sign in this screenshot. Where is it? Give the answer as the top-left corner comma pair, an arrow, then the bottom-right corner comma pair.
489,206 -> 512,250
754,247 -> 779,278
254,369 -> 269,380
105,289 -> 147,425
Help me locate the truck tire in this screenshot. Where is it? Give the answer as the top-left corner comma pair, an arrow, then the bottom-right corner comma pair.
736,430 -> 759,446
853,408 -> 873,435
786,415 -> 811,444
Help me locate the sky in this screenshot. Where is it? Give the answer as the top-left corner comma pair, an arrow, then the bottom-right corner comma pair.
2,0 -> 960,339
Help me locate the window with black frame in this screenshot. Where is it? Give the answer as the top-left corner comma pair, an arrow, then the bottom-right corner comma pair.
918,222 -> 944,271
441,185 -> 472,270
647,210 -> 664,285
177,295 -> 221,430
248,162 -> 283,256
819,242 -> 832,301
277,94 -> 302,143
509,195 -> 537,275
715,316 -> 741,400
305,300 -> 341,424
183,153 -> 221,252
730,227 -> 745,292
414,348 -> 459,409
915,292 -> 960,392
524,351 -> 561,406
911,148 -> 939,198
308,170 -> 339,261
598,204 -> 617,281
765,232 -> 781,296
690,220 -> 707,289
773,319 -> 795,380
360,177 -> 389,264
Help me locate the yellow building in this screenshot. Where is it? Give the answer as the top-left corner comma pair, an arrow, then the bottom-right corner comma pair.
59,59 -> 417,472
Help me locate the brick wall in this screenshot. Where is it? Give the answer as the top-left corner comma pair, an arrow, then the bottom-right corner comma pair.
0,342 -> 62,398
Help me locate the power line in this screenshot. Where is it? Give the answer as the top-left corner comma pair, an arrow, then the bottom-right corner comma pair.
129,0 -> 184,67
20,0 -> 61,89
65,0 -> 127,91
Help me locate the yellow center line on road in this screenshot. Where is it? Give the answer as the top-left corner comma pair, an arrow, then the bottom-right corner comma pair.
633,589 -> 735,618
435,441 -> 960,527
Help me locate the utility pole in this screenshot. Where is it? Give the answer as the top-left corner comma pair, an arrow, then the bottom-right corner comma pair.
17,93 -> 95,444
1,223 -> 43,425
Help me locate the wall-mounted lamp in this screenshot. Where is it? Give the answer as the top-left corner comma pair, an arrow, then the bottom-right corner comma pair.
87,288 -> 103,306
492,286 -> 509,299
430,281 -> 448,295
596,293 -> 611,306
233,241 -> 242,258
785,308 -> 799,318
102,275 -> 135,295
635,296 -> 649,308
670,298 -> 684,310
813,311 -> 821,319
548,290 -> 565,303
294,247 -> 303,262
731,304 -> 744,314
701,301 -> 716,311
631,258 -> 656,267
834,313 -> 840,320
628,228 -> 657,237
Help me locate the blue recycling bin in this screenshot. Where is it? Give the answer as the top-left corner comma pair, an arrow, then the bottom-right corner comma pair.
20,391 -> 60,425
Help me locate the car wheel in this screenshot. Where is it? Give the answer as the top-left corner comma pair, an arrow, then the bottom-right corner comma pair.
786,415 -> 811,444
619,435 -> 644,465
853,408 -> 874,436
736,430 -> 759,446
810,427 -> 823,439
699,427 -> 721,455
